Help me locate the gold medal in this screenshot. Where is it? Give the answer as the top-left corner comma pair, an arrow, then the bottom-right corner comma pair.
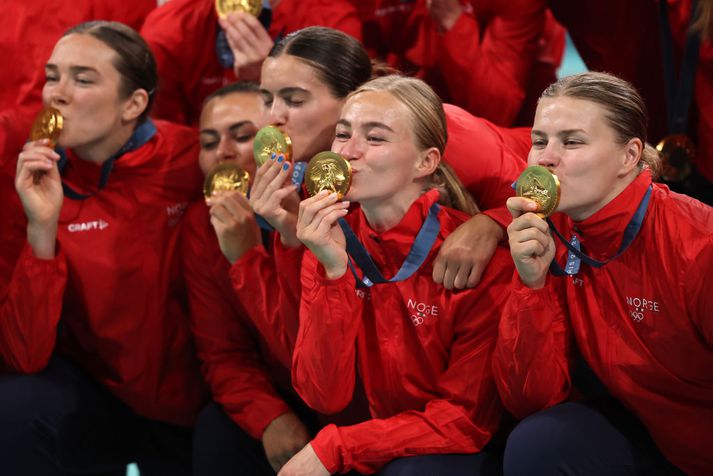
203,162 -> 250,199
305,151 -> 352,199
515,165 -> 561,218
30,107 -> 63,148
215,0 -> 262,18
656,134 -> 695,182
253,125 -> 292,167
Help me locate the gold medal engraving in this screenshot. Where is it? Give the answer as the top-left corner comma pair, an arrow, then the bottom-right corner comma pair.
305,151 -> 351,199
30,107 -> 63,148
656,134 -> 695,182
215,0 -> 262,18
253,125 -> 292,167
204,162 -> 250,198
515,166 -> 561,218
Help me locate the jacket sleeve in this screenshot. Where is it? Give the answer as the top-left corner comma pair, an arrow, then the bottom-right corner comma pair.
182,219 -> 290,439
0,242 -> 65,373
686,237 -> 713,349
438,0 -> 546,125
492,272 -> 574,419
228,239 -> 302,369
309,251 -> 511,474
291,251 -> 363,415
442,105 -> 527,228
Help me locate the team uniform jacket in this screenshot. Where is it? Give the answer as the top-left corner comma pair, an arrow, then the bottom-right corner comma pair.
4,120 -> 208,426
492,171 -> 713,475
141,0 -> 362,125
181,200 -> 299,438
548,0 -> 713,183
443,103 -> 528,228
292,190 -> 513,474
352,0 -> 564,126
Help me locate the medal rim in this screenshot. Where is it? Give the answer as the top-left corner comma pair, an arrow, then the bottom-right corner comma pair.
516,165 -> 561,218
305,151 -> 352,199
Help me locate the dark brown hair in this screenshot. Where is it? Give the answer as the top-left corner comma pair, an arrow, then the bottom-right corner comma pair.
269,26 -> 372,99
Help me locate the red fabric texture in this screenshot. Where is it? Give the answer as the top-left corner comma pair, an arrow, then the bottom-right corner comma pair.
493,171 -> 713,475
181,200 -> 297,438
443,103 -> 528,228
354,0 -> 564,126
293,190 -> 513,473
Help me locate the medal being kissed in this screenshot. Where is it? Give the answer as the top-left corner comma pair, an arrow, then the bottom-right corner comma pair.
215,0 -> 262,18
203,162 -> 250,199
305,151 -> 351,199
516,165 -> 561,218
253,125 -> 292,166
30,107 -> 63,148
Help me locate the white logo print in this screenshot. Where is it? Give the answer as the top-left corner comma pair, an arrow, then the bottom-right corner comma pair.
625,296 -> 661,322
407,298 -> 439,326
166,202 -> 189,226
67,220 -> 109,232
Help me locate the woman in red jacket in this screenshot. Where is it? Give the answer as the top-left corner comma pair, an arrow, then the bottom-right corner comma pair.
283,75 -> 513,476
0,21 -> 207,475
496,72 -> 713,475
184,82 -> 321,475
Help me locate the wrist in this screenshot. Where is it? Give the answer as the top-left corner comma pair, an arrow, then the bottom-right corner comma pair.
27,221 -> 58,260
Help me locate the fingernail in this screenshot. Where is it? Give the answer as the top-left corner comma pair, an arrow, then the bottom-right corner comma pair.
277,155 -> 284,163
282,163 -> 289,171
270,153 -> 276,160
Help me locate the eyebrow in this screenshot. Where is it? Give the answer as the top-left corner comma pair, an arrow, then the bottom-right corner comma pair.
532,128 -> 586,137
336,119 -> 395,133
45,64 -> 100,75
200,121 -> 255,135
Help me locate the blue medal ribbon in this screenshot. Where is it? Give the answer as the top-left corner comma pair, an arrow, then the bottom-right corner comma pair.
548,185 -> 653,276
57,120 -> 157,201
337,202 -> 441,288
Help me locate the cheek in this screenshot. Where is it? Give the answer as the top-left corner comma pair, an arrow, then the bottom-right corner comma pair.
198,152 -> 216,176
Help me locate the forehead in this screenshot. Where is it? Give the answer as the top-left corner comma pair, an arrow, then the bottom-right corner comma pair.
201,92 -> 265,127
342,90 -> 412,127
48,33 -> 118,71
260,55 -> 331,93
534,96 -> 609,133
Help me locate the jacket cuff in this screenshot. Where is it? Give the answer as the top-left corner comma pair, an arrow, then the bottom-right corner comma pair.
310,424 -> 344,474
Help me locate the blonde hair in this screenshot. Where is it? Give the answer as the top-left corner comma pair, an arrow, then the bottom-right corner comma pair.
541,72 -> 661,178
349,75 -> 479,215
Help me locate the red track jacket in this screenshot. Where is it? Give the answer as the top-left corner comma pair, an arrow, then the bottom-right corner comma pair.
353,0 -> 564,126
493,171 -> 713,475
3,120 -> 208,426
181,200 -> 299,438
141,0 -> 362,125
293,190 -> 513,474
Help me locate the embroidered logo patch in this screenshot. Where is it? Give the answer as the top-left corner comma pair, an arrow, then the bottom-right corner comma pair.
406,298 -> 439,326
625,296 -> 661,322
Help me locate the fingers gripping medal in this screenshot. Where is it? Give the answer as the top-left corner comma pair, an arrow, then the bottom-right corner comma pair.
305,151 -> 352,199
30,107 -> 63,148
215,0 -> 262,18
203,162 -> 250,199
253,125 -> 292,167
515,165 -> 561,218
